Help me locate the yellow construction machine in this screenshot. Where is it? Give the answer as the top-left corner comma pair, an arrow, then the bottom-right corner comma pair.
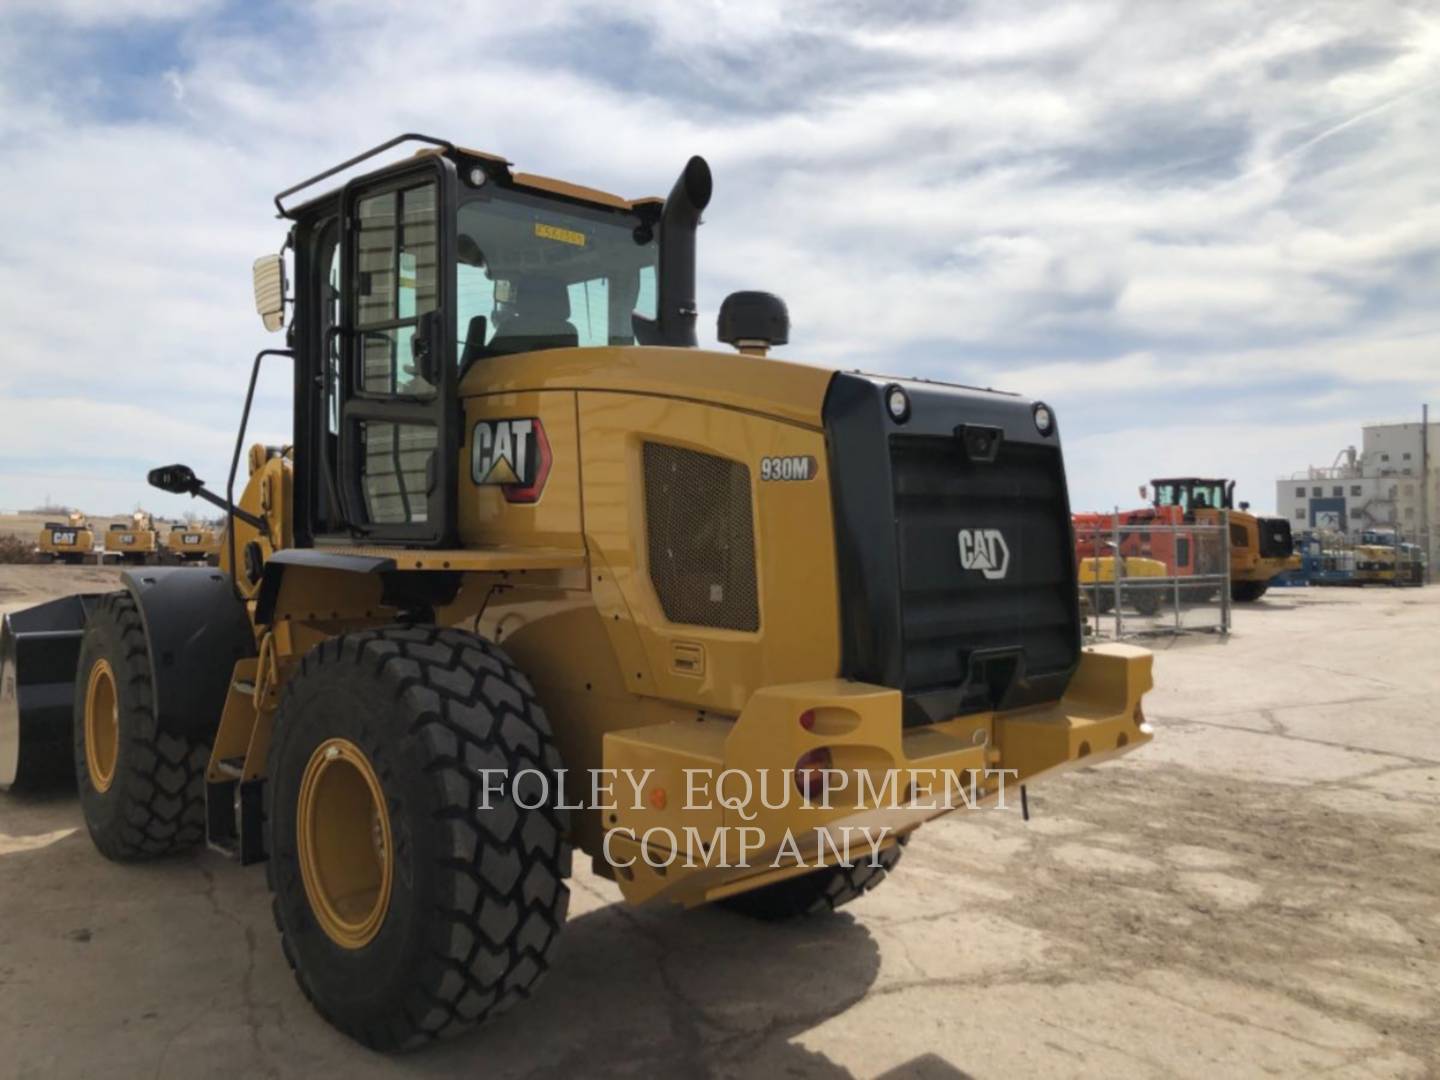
164,521 -> 221,564
0,135 -> 1154,1050
36,511 -> 96,564
1076,552 -> 1170,616
102,510 -> 160,564
1149,478 -> 1299,601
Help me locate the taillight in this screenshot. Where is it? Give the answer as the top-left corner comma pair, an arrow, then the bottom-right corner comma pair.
794,747 -> 832,799
799,709 -> 816,731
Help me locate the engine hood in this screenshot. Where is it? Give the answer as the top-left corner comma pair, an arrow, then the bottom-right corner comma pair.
457,345 -> 834,429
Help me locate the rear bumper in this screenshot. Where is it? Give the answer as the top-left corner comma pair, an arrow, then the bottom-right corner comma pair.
1235,554 -> 1300,583
603,642 -> 1153,905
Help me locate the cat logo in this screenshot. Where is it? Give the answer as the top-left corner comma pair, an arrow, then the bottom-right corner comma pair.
957,528 -> 1010,580
471,417 -> 552,504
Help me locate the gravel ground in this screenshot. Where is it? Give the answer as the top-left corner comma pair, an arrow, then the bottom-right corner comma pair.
1,570 -> 1436,1078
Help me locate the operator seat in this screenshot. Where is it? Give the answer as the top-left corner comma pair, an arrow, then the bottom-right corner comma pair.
486,275 -> 579,357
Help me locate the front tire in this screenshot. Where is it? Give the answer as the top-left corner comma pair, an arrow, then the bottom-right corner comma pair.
265,626 -> 571,1052
720,835 -> 908,920
73,592 -> 210,861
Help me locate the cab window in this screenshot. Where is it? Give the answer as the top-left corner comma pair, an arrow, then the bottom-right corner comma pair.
354,183 -> 438,396
455,189 -> 657,366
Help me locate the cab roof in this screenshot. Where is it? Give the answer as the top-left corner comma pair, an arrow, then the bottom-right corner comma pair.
275,133 -> 660,219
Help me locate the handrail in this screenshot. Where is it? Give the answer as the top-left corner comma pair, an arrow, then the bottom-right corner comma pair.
273,133 -> 453,217
227,349 -> 294,585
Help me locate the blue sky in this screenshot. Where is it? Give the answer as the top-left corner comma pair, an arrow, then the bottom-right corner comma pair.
1,0 -> 1437,517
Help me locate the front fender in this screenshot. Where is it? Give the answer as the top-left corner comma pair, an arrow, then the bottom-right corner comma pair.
121,567 -> 257,739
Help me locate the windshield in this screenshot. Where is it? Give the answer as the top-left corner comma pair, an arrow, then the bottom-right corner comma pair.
456,190 -> 657,364
1155,480 -> 1228,511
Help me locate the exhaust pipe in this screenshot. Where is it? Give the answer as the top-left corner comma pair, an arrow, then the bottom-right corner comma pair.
636,156 -> 712,348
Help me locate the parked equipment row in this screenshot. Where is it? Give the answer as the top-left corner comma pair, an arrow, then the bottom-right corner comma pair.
35,511 -> 221,566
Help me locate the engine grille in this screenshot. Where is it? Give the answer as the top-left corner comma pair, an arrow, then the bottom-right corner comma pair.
1258,517 -> 1294,558
889,433 -> 1077,697
643,442 -> 759,632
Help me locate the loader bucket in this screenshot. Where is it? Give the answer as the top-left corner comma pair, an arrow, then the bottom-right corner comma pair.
0,593 -> 103,792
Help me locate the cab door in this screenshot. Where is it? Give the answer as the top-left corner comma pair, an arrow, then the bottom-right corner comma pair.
334,158 -> 458,545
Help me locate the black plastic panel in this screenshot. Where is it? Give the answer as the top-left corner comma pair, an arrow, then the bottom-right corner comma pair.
823,373 -> 1081,725
122,568 -> 256,740
1258,516 -> 1294,558
0,593 -> 103,790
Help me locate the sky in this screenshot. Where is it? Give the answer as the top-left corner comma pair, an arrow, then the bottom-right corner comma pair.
0,0 -> 1437,518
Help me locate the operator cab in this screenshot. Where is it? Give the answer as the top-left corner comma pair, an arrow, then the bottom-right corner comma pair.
248,135 -> 715,551
1151,477 -> 1234,514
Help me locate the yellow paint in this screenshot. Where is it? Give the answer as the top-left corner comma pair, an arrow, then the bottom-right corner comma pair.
1192,508 -> 1293,585
204,337 -> 1153,912
599,645 -> 1152,905
296,738 -> 393,950
83,658 -> 118,793
458,345 -> 831,430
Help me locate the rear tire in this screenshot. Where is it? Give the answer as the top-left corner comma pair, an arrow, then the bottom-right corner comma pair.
720,835 -> 907,921
1131,592 -> 1163,616
265,626 -> 571,1052
1231,581 -> 1269,602
73,592 -> 210,861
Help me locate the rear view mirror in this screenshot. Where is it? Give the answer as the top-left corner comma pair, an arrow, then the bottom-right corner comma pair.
253,254 -> 287,332
148,463 -> 200,495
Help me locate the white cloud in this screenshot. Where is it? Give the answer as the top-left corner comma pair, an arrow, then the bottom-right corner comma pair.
2,0 -> 218,25
0,0 -> 1436,519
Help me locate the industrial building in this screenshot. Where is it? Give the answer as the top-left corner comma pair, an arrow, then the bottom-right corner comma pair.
1276,416 -> 1436,565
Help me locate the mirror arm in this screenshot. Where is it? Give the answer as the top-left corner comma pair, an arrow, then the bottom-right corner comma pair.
186,484 -> 267,534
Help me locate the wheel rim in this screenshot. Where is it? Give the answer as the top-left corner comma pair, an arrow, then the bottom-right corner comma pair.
83,659 -> 119,792
296,738 -> 393,950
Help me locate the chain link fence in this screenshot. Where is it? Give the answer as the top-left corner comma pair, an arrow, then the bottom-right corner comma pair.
1075,509 -> 1231,641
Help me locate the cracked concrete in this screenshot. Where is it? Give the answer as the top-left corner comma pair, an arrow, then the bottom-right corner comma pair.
1,579 -> 1437,1078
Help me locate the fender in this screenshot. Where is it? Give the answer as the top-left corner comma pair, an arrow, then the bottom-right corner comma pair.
121,568 -> 257,740
253,550 -> 397,625
253,549 -> 462,625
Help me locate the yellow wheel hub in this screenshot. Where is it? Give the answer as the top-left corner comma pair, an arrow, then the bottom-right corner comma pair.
296,738 -> 393,950
83,659 -> 119,793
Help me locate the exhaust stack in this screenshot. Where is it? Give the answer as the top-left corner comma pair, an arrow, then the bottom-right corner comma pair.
635,156 -> 712,347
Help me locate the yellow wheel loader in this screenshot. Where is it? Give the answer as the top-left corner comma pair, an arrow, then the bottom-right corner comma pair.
1149,478 -> 1299,602
0,135 -> 1154,1051
164,521 -> 221,565
102,510 -> 160,565
35,511 -> 96,565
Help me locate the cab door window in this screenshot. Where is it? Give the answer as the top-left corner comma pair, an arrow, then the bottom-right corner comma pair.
355,184 -> 438,396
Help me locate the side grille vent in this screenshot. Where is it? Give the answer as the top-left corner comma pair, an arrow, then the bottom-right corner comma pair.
642,442 -> 759,632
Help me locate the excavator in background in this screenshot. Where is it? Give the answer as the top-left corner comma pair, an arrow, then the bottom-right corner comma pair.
102,511 -> 160,565
164,522 -> 221,565
1148,478 -> 1298,601
36,512 -> 96,565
